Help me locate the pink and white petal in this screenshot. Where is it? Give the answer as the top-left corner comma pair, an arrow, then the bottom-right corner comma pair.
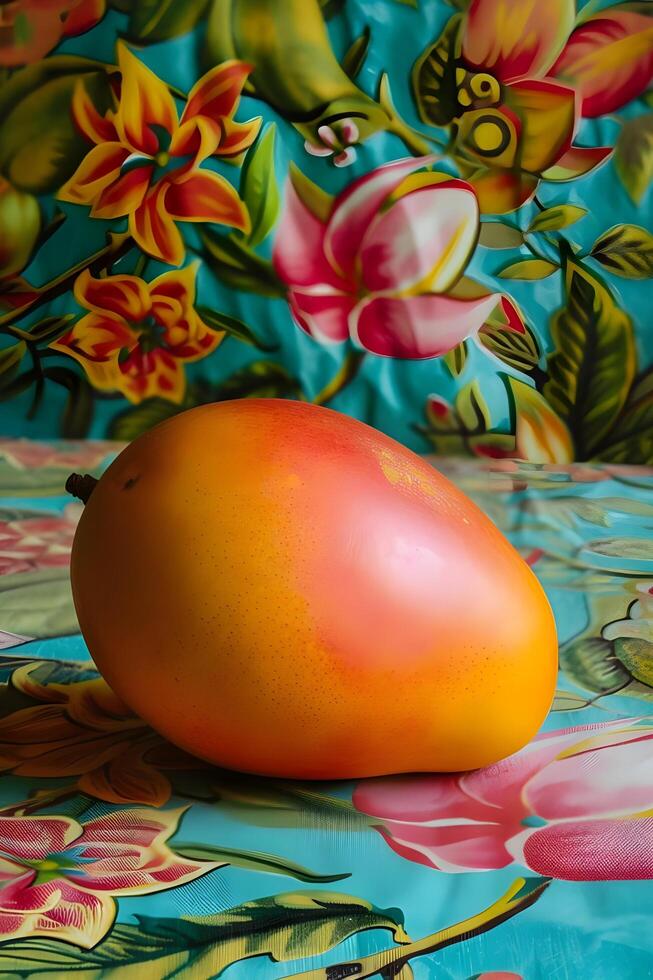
353,773 -> 496,824
77,806 -> 185,851
351,292 -> 498,359
273,181 -> 348,290
359,182 -> 478,294
289,289 -> 356,344
0,815 -> 79,863
305,141 -> 333,158
12,879 -> 116,948
324,155 -> 438,281
463,0 -> 576,82
520,817 -> 653,881
376,821 -> 515,873
541,145 -> 612,181
552,10 -> 653,118
524,729 -> 653,821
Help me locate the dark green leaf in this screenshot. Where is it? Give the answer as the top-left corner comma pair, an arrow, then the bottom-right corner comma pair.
122,0 -> 209,41
196,305 -> 276,350
527,205 -> 587,234
109,397 -> 189,441
478,322 -> 540,374
240,125 -> 280,247
455,380 -> 491,432
0,891 -> 407,975
28,314 -> 75,344
319,0 -> 346,17
411,15 -> 462,126
0,56 -> 113,194
560,636 -> 630,694
544,254 -> 636,457
614,113 -> 653,205
442,341 -> 467,378
498,258 -> 557,280
342,27 -> 371,80
478,222 -> 524,248
0,369 -> 38,402
0,568 -> 77,639
590,223 -> 653,279
599,367 -> 653,463
43,366 -> 93,438
175,843 -> 349,883
614,637 -> 653,688
200,229 -> 286,298
214,361 -> 302,401
0,341 -> 26,386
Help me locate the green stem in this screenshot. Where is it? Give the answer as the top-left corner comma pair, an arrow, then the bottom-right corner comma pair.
378,73 -> 445,157
133,251 -> 149,278
313,350 -> 366,406
0,232 -> 134,331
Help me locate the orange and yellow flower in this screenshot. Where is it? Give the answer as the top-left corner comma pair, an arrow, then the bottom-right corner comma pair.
51,263 -> 222,404
58,42 -> 260,265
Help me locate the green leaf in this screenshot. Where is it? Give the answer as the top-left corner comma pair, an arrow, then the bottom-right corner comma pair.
527,205 -> 587,233
590,223 -> 653,279
174,843 -> 349,883
342,27 -> 371,80
0,56 -> 113,194
585,536 -> 653,560
200,228 -> 286,298
27,314 -> 75,344
240,125 -> 280,248
599,368 -> 653,463
289,163 -> 333,223
498,258 -> 558,280
552,690 -> 593,711
108,397 -> 186,441
0,341 -> 26,387
560,636 -> 630,694
0,891 -> 408,976
313,349 -> 366,406
614,637 -> 653,688
42,367 -> 93,438
477,321 -> 540,374
411,14 -> 462,126
122,0 -> 209,42
455,380 -> 491,432
0,568 -> 78,639
196,305 -> 276,350
544,254 -> 636,457
478,222 -> 524,248
442,341 -> 467,378
214,361 -> 302,401
614,112 -> 653,205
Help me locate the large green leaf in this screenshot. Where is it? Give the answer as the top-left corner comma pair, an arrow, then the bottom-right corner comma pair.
614,637 -> 653,688
455,380 -> 491,432
560,636 -> 630,694
478,321 -> 541,374
478,222 -> 524,248
0,56 -> 113,194
0,568 -> 78,639
600,368 -> 653,464
411,15 -> 462,126
0,341 -> 26,389
442,341 -> 467,378
109,397 -> 187,441
544,254 -> 636,457
498,258 -> 557,280
200,228 -> 286,298
527,205 -> 587,234
0,892 -> 407,977
614,112 -> 653,206
213,361 -> 302,401
196,305 -> 276,350
174,843 -> 349,883
121,0 -> 209,42
240,125 -> 280,247
590,224 -> 653,279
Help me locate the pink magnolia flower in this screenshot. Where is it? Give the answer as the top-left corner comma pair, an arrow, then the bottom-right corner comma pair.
0,507 -> 80,576
273,156 -> 522,359
0,438 -> 116,471
353,721 -> 653,881
0,806 -> 219,947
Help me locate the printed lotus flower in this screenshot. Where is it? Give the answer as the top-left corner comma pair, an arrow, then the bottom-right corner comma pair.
51,264 -> 222,404
273,156 -> 523,359
353,721 -> 653,880
0,0 -> 105,66
59,43 -> 259,265
451,0 -> 616,212
0,506 -> 79,576
0,662 -> 205,806
0,438 -> 116,471
0,806 -> 218,946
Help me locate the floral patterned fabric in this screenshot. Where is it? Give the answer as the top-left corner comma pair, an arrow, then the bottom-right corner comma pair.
0,0 -> 651,464
0,439 -> 651,975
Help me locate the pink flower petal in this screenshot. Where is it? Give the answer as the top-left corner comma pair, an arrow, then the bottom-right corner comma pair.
273,181 -> 347,290
324,155 -> 438,280
522,817 -> 653,880
351,292 -> 499,359
317,125 -> 338,149
359,181 -> 478,293
376,821 -> 515,873
78,806 -> 179,850
289,289 -> 356,344
524,728 -> 653,821
334,147 -> 357,168
0,815 -> 78,862
305,141 -> 333,158
354,773 -> 494,823
340,120 -> 359,144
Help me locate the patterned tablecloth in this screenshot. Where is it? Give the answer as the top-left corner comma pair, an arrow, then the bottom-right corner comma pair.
0,439 -> 651,979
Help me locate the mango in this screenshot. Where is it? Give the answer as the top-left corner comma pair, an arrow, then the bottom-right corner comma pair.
69,400 -> 557,778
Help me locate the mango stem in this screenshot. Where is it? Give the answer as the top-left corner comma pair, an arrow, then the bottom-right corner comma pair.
66,473 -> 98,504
